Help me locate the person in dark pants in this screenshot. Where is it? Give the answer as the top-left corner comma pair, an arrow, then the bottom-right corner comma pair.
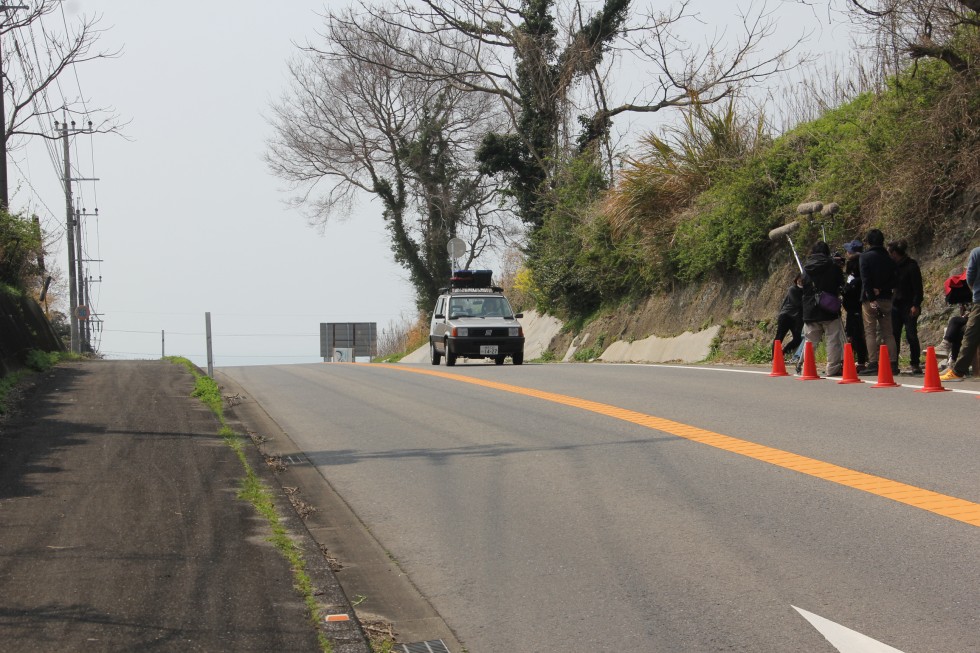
859,229 -> 899,376
774,274 -> 804,360
941,246 -> 980,381
941,305 -> 969,370
842,240 -> 868,371
888,240 -> 924,374
801,241 -> 845,376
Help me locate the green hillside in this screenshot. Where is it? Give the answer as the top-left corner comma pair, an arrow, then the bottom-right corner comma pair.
524,58 -> 980,322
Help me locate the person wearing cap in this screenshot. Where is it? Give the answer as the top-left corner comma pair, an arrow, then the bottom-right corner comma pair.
888,239 -> 924,374
842,239 -> 868,371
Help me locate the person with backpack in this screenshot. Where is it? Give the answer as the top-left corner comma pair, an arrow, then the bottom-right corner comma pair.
888,240 -> 924,374
858,229 -> 899,376
940,246 -> 980,382
801,241 -> 845,376
842,240 -> 868,372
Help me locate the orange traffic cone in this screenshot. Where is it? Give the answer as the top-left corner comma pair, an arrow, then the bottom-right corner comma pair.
770,340 -> 790,377
838,342 -> 863,385
871,344 -> 900,388
915,346 -> 949,393
798,341 -> 821,380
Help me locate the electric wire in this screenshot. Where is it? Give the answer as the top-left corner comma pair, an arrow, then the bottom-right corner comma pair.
57,2 -> 103,354
104,329 -> 320,337
100,352 -> 325,360
9,9 -> 105,355
12,28 -> 61,181
9,157 -> 62,236
28,9 -> 104,353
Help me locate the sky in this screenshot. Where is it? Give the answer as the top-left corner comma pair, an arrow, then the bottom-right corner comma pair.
7,0 -> 856,368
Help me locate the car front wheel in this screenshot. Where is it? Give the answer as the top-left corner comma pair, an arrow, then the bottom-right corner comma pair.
512,352 -> 524,365
445,340 -> 457,366
430,342 -> 441,366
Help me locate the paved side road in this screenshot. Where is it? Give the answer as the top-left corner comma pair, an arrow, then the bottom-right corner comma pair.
0,360 -> 368,653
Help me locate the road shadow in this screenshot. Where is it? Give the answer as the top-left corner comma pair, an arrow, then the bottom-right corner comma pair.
304,433 -> 680,466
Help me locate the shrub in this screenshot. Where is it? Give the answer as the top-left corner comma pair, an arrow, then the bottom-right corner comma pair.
0,211 -> 43,290
25,350 -> 59,372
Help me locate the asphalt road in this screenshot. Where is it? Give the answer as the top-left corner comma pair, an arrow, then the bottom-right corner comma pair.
0,360 -> 367,653
220,361 -> 980,653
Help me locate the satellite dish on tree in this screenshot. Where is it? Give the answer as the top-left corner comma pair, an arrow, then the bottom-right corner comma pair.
447,237 -> 467,260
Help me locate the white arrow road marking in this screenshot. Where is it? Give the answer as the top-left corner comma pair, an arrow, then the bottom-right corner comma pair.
793,606 -> 906,653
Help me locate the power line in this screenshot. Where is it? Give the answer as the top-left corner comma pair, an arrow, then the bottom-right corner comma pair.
100,351 -> 325,360
104,329 -> 320,338
9,156 -> 61,229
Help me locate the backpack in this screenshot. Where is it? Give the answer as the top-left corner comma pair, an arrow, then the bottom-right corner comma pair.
944,271 -> 971,305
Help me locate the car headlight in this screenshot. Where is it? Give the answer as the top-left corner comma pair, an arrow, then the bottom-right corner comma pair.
454,327 -> 468,337
509,327 -> 522,337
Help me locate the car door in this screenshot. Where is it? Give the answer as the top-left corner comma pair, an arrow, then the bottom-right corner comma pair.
430,296 -> 449,351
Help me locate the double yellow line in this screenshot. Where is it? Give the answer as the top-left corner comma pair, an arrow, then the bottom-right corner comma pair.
379,364 -> 980,527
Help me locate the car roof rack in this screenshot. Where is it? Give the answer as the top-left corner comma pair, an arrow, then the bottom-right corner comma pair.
439,286 -> 504,294
438,269 -> 503,294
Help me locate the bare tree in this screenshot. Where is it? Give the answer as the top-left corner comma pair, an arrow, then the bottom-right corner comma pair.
1,2 -> 121,211
328,0 -> 797,227
266,12 -> 515,313
798,0 -> 980,77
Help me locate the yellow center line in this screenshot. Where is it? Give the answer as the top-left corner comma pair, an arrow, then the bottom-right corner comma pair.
377,364 -> 980,527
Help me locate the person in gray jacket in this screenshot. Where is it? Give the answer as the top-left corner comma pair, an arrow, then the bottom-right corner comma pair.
940,246 -> 980,381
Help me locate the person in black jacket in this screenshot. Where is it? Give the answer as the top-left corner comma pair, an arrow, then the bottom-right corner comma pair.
888,240 -> 924,374
801,241 -> 845,376
842,240 -> 868,371
858,229 -> 899,376
774,275 -> 804,360
888,240 -> 923,374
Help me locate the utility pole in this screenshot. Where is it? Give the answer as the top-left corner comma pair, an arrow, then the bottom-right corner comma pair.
83,263 -> 102,353
59,118 -> 79,353
56,117 -> 96,354
74,207 -> 99,352
0,4 -> 27,212
54,118 -> 92,354
74,207 -> 84,349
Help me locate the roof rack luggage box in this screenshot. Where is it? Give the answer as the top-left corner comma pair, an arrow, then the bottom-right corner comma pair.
450,269 -> 493,289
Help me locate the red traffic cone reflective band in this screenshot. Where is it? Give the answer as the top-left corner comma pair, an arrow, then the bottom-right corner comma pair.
871,344 -> 900,388
916,346 -> 949,393
770,340 -> 790,377
798,341 -> 821,380
838,342 -> 863,384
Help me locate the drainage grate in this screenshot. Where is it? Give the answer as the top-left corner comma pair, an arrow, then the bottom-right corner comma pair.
396,640 -> 450,653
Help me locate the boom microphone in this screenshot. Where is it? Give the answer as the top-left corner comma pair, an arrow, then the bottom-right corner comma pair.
768,220 -> 801,241
821,202 -> 840,217
797,201 -> 823,215
769,220 -> 804,273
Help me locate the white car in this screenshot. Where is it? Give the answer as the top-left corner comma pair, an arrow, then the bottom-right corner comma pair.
429,271 -> 525,366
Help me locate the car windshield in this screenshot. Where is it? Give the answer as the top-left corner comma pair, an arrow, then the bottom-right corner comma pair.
449,296 -> 512,318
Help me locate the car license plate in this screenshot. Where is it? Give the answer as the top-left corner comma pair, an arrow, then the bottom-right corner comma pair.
480,345 -> 499,355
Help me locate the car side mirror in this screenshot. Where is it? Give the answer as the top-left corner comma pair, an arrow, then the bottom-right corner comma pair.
515,313 -> 523,318
434,313 -> 445,319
